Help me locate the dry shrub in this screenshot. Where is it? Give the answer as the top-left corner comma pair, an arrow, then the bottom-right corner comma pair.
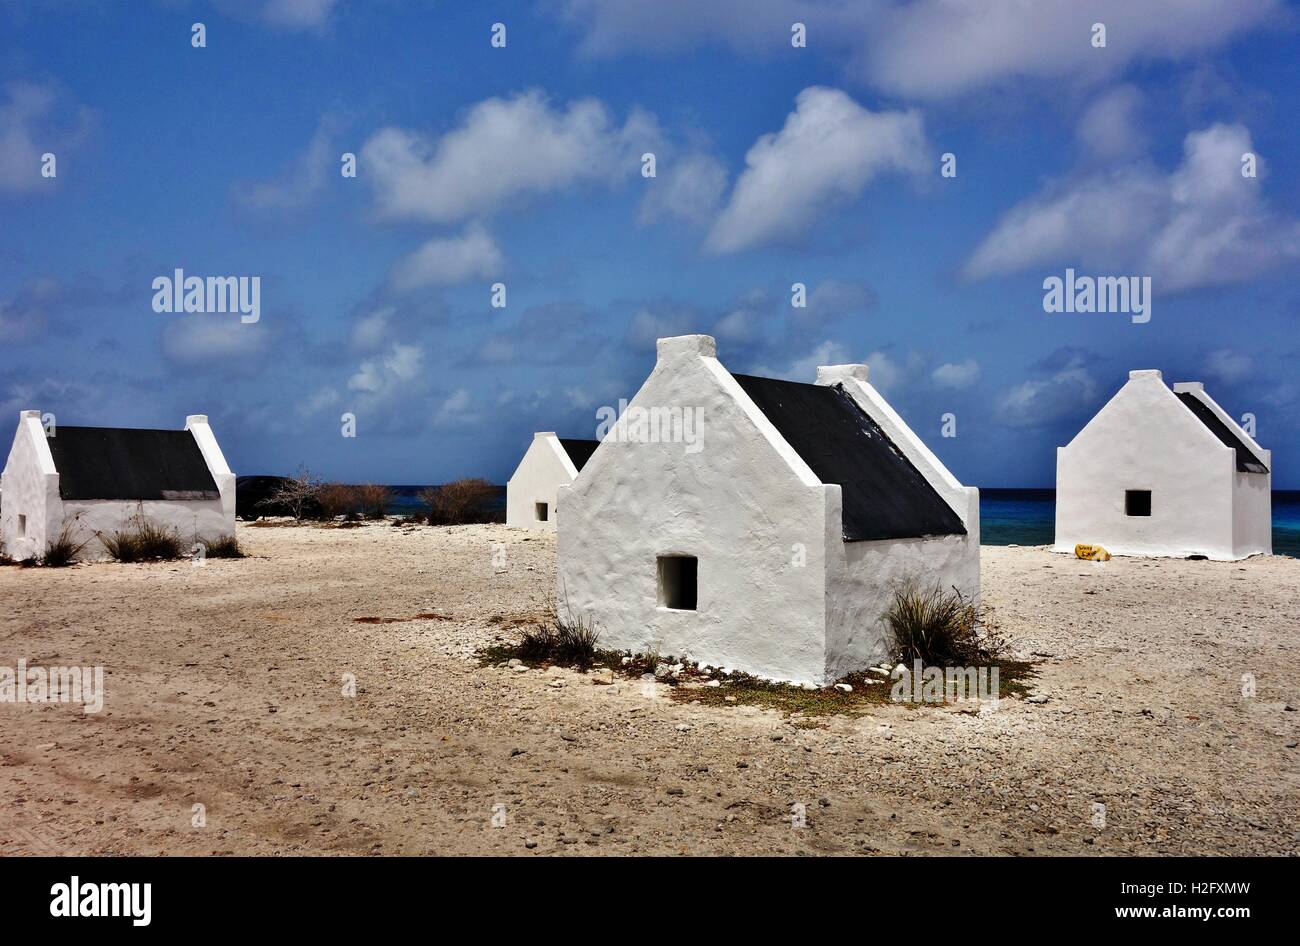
202,534 -> 245,559
356,483 -> 393,519
38,520 -> 91,567
421,478 -> 496,525
883,582 -> 1004,666
317,483 -> 360,520
518,613 -> 599,668
99,510 -> 185,563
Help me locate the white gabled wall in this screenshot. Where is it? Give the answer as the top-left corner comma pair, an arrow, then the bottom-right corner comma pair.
0,410 -> 59,561
815,365 -> 981,681
557,335 -> 830,684
1055,371 -> 1244,559
0,411 -> 234,562
186,414 -> 237,531
1171,384 -> 1272,558
506,432 -> 578,531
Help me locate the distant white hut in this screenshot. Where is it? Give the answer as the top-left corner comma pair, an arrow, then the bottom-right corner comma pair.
1055,370 -> 1271,560
555,335 -> 979,686
0,411 -> 236,562
505,432 -> 598,531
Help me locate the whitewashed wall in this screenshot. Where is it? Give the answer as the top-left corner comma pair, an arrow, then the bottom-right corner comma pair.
557,335 -> 831,684
1055,370 -> 1266,560
0,411 -> 235,562
817,366 -> 981,681
557,336 -> 981,686
823,491 -> 981,682
506,432 -> 577,531
1171,385 -> 1272,559
0,410 -> 58,561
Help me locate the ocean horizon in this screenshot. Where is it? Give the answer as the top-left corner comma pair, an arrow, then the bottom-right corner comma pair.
385,485 -> 1300,559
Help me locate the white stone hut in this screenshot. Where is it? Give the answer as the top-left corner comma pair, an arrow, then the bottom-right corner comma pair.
505,432 -> 598,531
1055,370 -> 1271,560
0,411 -> 236,561
555,335 -> 980,686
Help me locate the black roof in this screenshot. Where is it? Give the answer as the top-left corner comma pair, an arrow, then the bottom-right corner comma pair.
1176,393 -> 1268,474
558,438 -> 599,472
731,374 -> 966,541
47,426 -> 220,501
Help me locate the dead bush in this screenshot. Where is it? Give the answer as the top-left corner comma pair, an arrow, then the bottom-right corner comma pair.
421,478 -> 497,525
317,483 -> 361,520
357,483 -> 394,520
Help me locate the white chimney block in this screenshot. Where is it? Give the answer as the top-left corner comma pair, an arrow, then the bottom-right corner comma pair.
656,334 -> 716,362
1129,369 -> 1162,381
1172,382 -> 1205,393
816,364 -> 869,386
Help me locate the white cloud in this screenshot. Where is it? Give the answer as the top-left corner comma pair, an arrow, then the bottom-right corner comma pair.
1205,349 -> 1252,386
998,353 -> 1098,428
556,1 -> 1277,99
625,304 -> 697,350
433,388 -> 475,427
751,340 -> 850,383
362,90 -> 657,223
638,150 -> 728,227
348,343 -> 423,396
966,123 -> 1300,291
931,359 -> 981,390
350,306 -> 393,350
233,115 -> 338,211
260,0 -> 338,29
1076,85 -> 1145,161
297,385 -> 340,417
862,0 -> 1277,98
389,225 -> 503,290
0,81 -> 91,194
161,316 -> 271,363
706,88 -> 926,254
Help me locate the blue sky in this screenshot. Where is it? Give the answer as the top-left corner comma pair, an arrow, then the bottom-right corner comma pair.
3,1 -> 1298,486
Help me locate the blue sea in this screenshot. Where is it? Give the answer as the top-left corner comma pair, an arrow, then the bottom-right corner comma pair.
387,484 -> 1300,558
981,488 -> 1300,558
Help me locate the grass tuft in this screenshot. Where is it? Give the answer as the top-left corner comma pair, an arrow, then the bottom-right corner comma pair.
883,581 -> 1006,666
202,534 -> 245,559
100,513 -> 185,562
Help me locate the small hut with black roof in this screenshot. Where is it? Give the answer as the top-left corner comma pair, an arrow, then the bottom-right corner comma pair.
506,432 -> 599,531
554,335 -> 980,686
1055,370 -> 1271,560
1,411 -> 236,561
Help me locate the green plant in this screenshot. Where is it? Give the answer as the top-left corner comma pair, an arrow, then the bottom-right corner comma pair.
883,582 -> 1004,666
201,534 -> 245,559
100,510 -> 185,562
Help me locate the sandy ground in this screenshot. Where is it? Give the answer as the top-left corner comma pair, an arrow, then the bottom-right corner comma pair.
1,521 -> 1297,856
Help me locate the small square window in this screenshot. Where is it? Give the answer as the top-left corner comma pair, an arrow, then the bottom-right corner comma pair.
535,502 -> 549,522
657,555 -> 697,610
16,514 -> 26,538
1125,490 -> 1151,517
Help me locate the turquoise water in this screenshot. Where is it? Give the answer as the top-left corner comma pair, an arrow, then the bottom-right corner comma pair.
383,484 -> 1300,558
981,488 -> 1300,558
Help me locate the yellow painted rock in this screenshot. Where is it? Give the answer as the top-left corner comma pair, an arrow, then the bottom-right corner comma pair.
1075,544 -> 1111,561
